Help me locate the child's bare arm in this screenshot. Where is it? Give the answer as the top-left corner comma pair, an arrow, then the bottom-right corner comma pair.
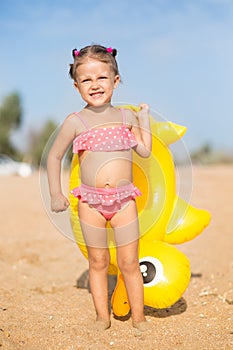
131,103 -> 152,158
47,116 -> 76,212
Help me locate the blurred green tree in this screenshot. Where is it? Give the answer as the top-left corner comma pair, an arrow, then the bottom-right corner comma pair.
27,120 -> 58,167
190,143 -> 213,164
0,92 -> 22,156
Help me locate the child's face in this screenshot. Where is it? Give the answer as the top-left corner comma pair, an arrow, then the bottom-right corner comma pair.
74,59 -> 120,107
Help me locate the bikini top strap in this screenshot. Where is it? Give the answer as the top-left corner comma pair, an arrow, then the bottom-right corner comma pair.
74,112 -> 90,129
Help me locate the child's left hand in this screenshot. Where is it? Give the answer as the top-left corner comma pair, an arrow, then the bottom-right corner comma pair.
139,103 -> 150,111
137,103 -> 150,121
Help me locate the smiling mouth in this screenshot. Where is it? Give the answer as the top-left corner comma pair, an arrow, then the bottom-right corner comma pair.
90,92 -> 104,98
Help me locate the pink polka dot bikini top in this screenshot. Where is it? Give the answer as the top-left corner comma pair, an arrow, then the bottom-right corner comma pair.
72,108 -> 138,153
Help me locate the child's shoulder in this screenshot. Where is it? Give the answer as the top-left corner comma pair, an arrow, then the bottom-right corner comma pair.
65,111 -> 81,120
64,111 -> 84,124
62,111 -> 86,133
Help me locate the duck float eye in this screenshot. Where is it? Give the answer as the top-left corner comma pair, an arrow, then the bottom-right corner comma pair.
139,256 -> 164,287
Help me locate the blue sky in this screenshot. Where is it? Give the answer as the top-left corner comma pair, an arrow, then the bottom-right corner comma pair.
0,0 -> 233,152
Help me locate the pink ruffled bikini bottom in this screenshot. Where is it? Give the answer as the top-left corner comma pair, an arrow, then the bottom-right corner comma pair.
71,183 -> 141,221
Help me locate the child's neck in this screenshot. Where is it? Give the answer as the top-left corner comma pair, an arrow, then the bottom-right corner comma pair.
85,103 -> 112,113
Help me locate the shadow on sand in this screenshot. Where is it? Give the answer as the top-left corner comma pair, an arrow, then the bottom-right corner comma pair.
76,270 -> 188,319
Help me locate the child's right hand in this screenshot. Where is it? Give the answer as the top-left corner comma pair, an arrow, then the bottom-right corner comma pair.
50,193 -> 70,213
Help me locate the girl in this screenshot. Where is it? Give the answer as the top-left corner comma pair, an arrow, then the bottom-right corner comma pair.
47,44 -> 152,331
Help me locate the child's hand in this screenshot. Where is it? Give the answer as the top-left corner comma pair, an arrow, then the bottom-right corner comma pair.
133,103 -> 152,157
137,103 -> 150,121
139,103 -> 150,112
50,193 -> 70,213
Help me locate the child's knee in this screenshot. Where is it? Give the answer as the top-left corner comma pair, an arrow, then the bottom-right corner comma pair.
89,254 -> 110,272
118,257 -> 139,275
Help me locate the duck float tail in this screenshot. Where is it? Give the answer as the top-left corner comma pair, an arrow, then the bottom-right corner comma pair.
111,240 -> 191,316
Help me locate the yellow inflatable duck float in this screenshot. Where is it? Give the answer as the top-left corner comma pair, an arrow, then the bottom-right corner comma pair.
69,105 -> 211,316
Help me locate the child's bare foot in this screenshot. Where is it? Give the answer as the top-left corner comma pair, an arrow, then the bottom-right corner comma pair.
132,320 -> 150,332
93,318 -> 111,331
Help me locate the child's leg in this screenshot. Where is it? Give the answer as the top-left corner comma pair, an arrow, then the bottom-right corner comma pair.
78,202 -> 110,324
116,240 -> 146,323
111,201 -> 146,324
87,245 -> 111,324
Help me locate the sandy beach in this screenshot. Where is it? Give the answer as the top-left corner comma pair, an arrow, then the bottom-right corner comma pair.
0,165 -> 232,350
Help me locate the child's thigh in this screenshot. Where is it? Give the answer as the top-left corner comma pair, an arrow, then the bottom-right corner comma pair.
111,200 -> 140,247
78,201 -> 108,248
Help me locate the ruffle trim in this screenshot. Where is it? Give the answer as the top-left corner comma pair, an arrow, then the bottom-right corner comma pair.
72,126 -> 138,153
71,183 -> 141,207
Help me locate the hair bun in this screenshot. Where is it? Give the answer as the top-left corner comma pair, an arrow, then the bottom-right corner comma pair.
72,48 -> 78,59
112,48 -> 117,58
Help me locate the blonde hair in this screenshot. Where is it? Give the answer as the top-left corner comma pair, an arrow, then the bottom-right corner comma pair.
69,44 -> 120,82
